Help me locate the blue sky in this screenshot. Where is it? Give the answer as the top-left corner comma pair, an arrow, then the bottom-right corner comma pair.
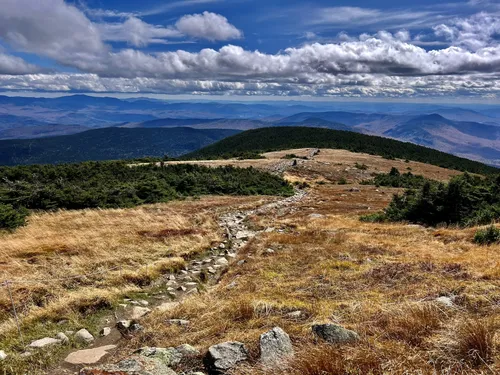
0,0 -> 499,101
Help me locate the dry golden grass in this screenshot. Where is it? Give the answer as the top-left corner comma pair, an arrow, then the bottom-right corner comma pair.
126,181 -> 499,374
0,195 -> 273,336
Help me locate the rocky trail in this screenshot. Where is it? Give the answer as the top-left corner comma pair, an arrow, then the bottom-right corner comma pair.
47,189 -> 309,375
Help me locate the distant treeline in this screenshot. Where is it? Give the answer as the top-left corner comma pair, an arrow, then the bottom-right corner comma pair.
0,161 -> 293,229
185,127 -> 499,175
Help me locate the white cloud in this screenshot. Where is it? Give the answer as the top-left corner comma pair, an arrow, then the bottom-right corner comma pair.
99,17 -> 183,47
175,11 -> 242,41
0,0 -> 107,70
0,53 -> 40,75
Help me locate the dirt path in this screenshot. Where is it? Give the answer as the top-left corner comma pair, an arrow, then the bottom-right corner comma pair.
51,189 -> 308,374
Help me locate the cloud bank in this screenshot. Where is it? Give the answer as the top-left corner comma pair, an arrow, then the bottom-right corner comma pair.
0,0 -> 499,99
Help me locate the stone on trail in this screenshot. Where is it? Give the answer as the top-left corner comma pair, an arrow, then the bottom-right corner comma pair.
75,329 -> 95,344
56,332 -> 70,344
64,344 -> 116,365
129,306 -> 151,320
204,341 -> 248,374
312,324 -> 359,344
100,327 -> 111,337
28,337 -> 62,348
260,327 -> 294,366
80,357 -> 178,375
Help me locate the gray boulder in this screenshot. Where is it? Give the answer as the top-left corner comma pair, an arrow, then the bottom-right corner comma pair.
260,327 -> 294,366
204,342 -> 248,374
75,329 -> 95,344
312,324 -> 359,344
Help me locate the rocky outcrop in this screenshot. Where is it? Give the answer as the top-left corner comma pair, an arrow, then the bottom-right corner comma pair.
204,342 -> 248,374
260,327 -> 294,366
312,324 -> 359,344
80,357 -> 178,375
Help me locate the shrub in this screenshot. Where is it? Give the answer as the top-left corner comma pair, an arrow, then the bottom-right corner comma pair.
337,177 -> 348,185
354,162 -> 368,170
473,226 -> 500,245
360,212 -> 387,223
0,204 -> 29,230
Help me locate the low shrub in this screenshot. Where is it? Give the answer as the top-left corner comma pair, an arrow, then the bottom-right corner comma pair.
0,204 -> 29,230
473,226 -> 500,245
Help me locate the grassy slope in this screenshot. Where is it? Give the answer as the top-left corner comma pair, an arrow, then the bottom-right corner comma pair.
185,127 -> 499,175
0,127 -> 240,166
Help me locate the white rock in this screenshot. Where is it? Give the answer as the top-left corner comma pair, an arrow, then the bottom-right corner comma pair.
100,327 -> 111,337
74,329 -> 94,344
56,332 -> 69,344
28,337 -> 62,348
216,257 -> 229,266
0,350 -> 7,361
435,296 -> 454,307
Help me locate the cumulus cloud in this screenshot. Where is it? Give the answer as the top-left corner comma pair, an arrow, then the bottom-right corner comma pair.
0,0 -> 107,70
175,11 -> 243,41
0,53 -> 40,75
99,17 -> 183,47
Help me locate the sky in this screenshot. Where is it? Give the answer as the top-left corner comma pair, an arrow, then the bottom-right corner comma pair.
0,0 -> 500,101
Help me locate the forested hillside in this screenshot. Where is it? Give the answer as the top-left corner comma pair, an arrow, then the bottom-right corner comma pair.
186,127 -> 499,175
0,127 -> 239,166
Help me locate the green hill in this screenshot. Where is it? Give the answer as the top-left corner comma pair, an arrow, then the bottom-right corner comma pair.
185,127 -> 499,175
0,127 -> 240,166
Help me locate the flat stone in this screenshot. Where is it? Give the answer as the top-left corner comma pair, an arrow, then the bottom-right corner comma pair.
80,357 -> 177,375
65,345 -> 117,365
28,337 -> 62,348
75,329 -> 95,344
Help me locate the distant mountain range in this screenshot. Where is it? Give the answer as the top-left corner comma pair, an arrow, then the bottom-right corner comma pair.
0,94 -> 500,166
0,128 -> 238,166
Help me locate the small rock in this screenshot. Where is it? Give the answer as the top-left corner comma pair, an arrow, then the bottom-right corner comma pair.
166,280 -> 177,287
100,327 -> 112,337
19,351 -> 32,358
56,332 -> 70,344
204,342 -> 248,374
178,286 -> 187,292
168,275 -> 176,281
138,300 -> 149,307
435,296 -> 454,307
219,243 -> 226,249
237,260 -> 245,266
207,267 -> 217,274
136,346 -> 183,367
157,302 -> 180,312
265,248 -> 275,254
166,319 -> 190,326
117,320 -> 132,331
216,258 -> 229,266
0,350 -> 7,361
309,213 -> 325,219
175,344 -> 200,357
185,282 -> 198,287
260,327 -> 294,366
286,311 -> 303,319
312,324 -> 359,344
75,329 -> 95,344
28,337 -> 62,349
130,306 -> 151,320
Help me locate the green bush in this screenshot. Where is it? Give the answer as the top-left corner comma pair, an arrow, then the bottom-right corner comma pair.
366,173 -> 500,227
0,204 -> 28,230
360,212 -> 387,223
473,226 -> 500,245
362,168 -> 435,189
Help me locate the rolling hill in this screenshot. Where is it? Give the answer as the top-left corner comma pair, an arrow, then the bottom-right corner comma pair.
185,127 -> 499,175
0,127 -> 239,166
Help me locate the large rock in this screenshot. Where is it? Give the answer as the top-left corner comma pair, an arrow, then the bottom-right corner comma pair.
260,327 -> 294,366
80,357 -> 177,375
136,347 -> 183,368
75,329 -> 95,344
312,324 -> 359,344
204,342 -> 248,374
28,337 -> 61,348
65,345 -> 116,365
